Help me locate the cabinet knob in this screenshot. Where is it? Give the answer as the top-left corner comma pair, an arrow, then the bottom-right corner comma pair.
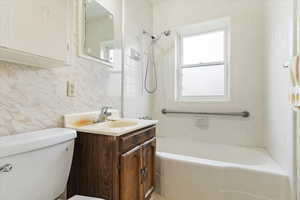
144,167 -> 148,176
141,167 -> 148,182
140,168 -> 145,183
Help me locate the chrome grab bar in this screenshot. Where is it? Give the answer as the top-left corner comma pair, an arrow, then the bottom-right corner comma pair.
0,164 -> 13,173
161,109 -> 250,118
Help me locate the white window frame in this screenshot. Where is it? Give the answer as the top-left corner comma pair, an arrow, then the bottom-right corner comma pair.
175,18 -> 231,102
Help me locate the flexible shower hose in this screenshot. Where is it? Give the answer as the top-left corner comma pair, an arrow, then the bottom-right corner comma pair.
144,41 -> 158,94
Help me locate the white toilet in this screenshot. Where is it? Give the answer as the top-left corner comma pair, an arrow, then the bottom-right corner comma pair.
0,128 -> 104,200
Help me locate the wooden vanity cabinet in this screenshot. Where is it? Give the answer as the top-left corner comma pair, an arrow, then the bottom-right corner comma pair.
67,126 -> 156,200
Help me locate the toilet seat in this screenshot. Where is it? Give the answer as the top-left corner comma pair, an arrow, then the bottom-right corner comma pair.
69,195 -> 105,200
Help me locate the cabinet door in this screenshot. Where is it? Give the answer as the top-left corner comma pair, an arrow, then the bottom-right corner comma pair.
120,145 -> 143,200
0,0 -> 69,62
142,138 -> 156,200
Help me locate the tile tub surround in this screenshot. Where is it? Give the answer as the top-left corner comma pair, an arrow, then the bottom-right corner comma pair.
152,0 -> 265,147
0,0 -> 122,136
123,0 -> 153,119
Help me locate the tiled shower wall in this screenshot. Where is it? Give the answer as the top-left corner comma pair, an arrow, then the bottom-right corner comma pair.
123,0 -> 153,118
264,0 -> 295,198
0,0 -> 122,136
152,0 -> 265,146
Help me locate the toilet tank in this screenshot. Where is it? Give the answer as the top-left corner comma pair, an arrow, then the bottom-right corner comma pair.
0,128 -> 77,200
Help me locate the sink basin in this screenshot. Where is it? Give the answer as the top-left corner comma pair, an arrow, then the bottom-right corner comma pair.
107,120 -> 138,128
72,119 -> 94,127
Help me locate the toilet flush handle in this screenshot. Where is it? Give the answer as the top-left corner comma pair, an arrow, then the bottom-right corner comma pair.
0,164 -> 13,173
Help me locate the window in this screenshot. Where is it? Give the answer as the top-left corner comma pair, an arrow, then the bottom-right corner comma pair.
176,18 -> 230,101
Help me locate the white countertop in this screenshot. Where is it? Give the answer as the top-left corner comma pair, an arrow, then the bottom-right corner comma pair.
64,112 -> 158,136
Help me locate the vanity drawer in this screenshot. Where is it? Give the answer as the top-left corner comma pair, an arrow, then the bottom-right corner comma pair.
119,126 -> 155,153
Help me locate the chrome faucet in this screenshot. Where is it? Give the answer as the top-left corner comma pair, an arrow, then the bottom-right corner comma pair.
96,106 -> 112,123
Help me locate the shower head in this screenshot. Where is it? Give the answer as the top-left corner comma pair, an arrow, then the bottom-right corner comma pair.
143,30 -> 171,41
163,30 -> 171,37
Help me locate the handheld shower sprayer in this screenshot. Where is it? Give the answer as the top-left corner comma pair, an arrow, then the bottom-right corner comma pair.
143,29 -> 171,94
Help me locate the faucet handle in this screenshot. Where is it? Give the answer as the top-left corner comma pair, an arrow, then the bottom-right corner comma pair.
105,107 -> 113,115
101,106 -> 112,114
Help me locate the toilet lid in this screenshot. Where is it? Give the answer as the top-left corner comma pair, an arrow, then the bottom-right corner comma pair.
69,195 -> 105,200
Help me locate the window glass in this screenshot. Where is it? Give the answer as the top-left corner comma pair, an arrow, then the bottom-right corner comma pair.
182,31 -> 225,65
181,65 -> 225,96
176,19 -> 230,101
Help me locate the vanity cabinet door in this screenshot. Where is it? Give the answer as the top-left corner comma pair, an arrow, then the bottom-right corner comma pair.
142,139 -> 156,200
120,145 -> 143,200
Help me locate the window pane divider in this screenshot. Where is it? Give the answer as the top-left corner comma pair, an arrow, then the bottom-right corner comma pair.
181,61 -> 225,69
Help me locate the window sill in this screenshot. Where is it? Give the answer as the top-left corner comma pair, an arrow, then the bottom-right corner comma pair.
175,96 -> 231,103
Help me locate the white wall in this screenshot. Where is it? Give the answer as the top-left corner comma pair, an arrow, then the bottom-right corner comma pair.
152,0 -> 265,146
123,0 -> 153,118
264,0 -> 295,198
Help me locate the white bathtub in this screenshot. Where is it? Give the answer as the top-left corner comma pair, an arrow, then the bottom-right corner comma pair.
155,138 -> 291,200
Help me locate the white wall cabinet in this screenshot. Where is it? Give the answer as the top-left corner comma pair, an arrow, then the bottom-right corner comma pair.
0,0 -> 70,68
